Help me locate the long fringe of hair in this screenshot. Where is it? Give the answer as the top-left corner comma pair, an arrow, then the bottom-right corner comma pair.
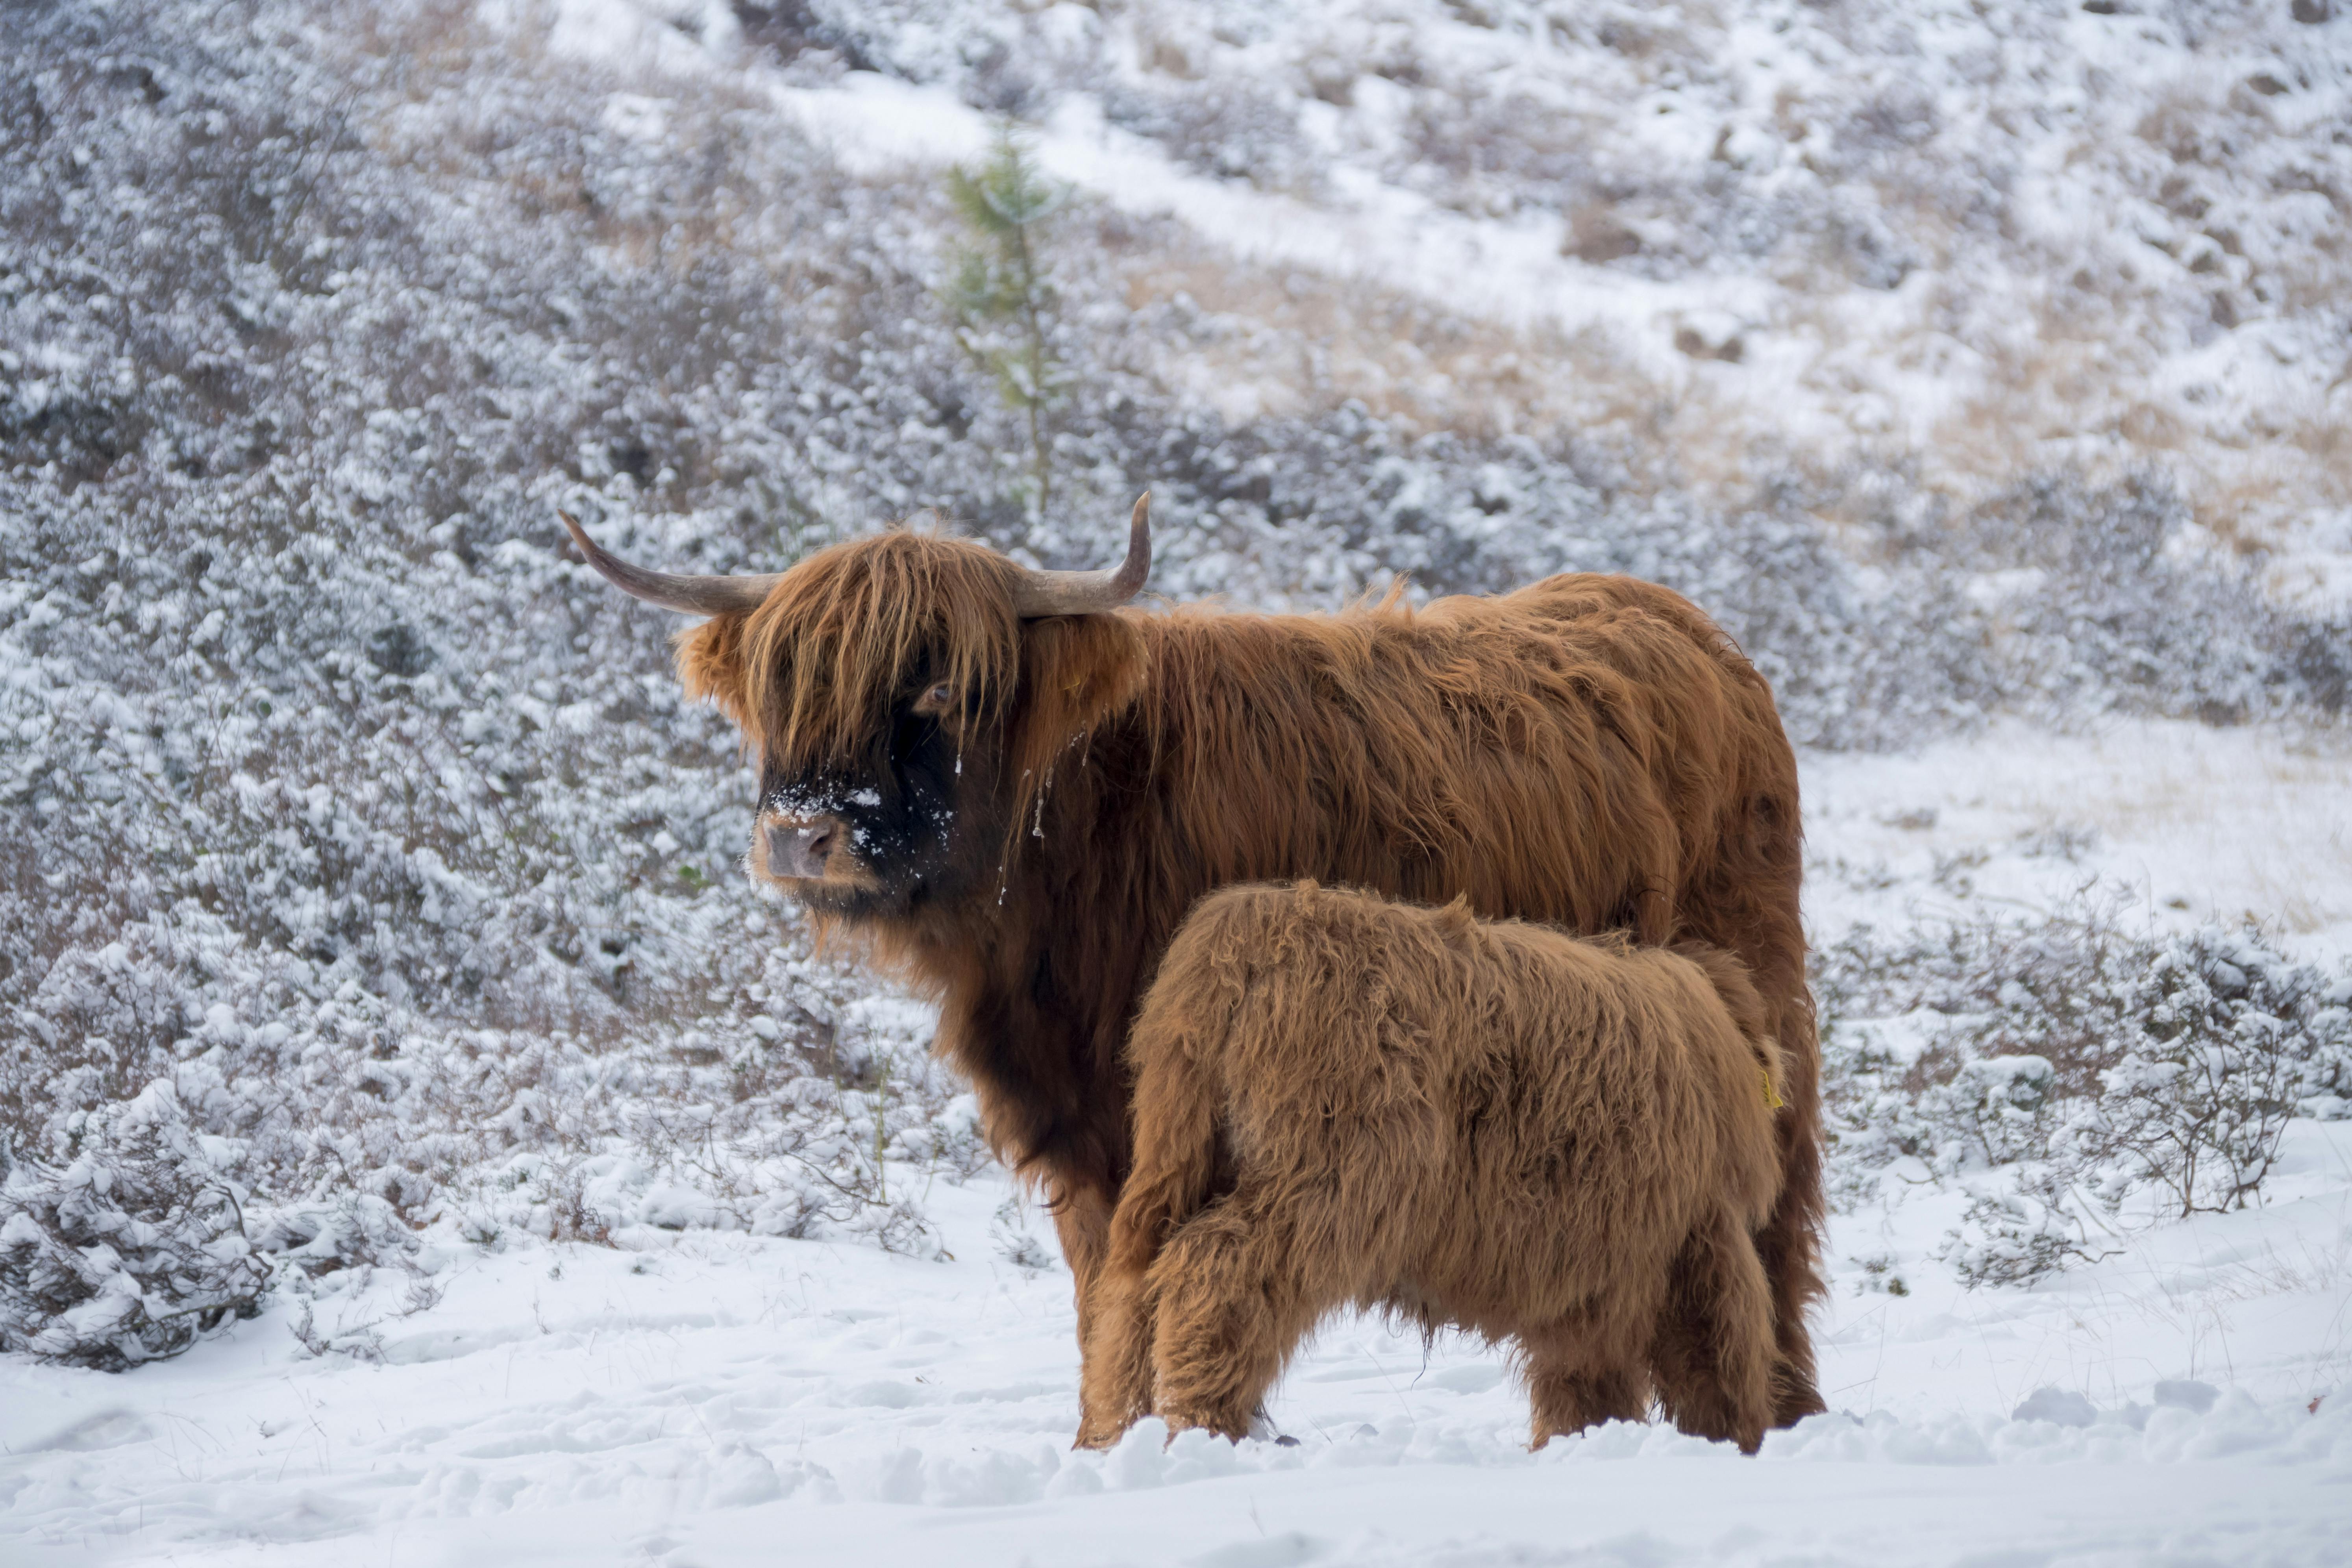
675,528 -> 1025,776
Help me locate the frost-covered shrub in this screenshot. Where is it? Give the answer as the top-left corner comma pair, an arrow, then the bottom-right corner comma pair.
1818,908 -> 2352,1285
0,1082 -> 270,1369
252,1193 -> 421,1279
990,1194 -> 1056,1272
2098,930 -> 2352,1216
0,0 -> 1002,1266
254,1193 -> 444,1361
1945,475 -> 2340,726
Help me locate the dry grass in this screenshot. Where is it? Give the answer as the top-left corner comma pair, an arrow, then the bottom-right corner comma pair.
1098,201 -> 2347,566
1078,33 -> 2352,558
1109,240 -> 1675,447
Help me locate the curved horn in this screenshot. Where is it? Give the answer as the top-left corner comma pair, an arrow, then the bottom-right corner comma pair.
1009,493 -> 1152,618
559,512 -> 781,616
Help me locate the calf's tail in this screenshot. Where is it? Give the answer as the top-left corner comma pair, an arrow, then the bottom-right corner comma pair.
1672,941 -> 1786,1114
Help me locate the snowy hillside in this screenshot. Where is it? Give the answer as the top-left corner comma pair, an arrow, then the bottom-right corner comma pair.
4,0 -> 2351,1560
722,0 -> 2352,588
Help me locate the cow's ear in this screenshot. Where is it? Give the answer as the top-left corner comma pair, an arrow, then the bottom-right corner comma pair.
674,611 -> 759,742
1013,612 -> 1147,769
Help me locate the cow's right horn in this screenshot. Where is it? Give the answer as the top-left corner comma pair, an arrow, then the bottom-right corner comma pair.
1009,494 -> 1152,618
559,512 -> 781,616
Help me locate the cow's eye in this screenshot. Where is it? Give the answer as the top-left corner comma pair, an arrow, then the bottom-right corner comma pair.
921,682 -> 954,710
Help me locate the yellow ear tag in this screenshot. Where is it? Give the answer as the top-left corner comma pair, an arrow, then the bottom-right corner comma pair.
1761,1066 -> 1786,1112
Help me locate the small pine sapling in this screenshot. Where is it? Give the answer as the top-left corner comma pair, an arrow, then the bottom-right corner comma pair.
945,125 -> 1071,524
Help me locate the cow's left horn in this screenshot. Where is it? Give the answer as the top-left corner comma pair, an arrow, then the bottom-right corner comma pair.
559,512 -> 781,616
1009,493 -> 1152,618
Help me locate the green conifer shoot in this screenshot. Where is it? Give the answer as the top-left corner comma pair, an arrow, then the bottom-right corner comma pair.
945,126 -> 1071,524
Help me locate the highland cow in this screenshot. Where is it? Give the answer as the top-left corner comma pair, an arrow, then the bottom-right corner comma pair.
1077,882 -> 1786,1455
561,498 -> 1825,1425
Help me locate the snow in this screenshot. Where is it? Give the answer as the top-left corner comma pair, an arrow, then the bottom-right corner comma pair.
775,74 -> 1775,385
4,1148 -> 2348,1566
1803,718 -> 2352,951
7,720 -> 2350,1565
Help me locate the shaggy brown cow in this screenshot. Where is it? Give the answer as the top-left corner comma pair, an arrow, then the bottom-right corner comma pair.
560,498 -> 1826,1425
1075,882 -> 1785,1455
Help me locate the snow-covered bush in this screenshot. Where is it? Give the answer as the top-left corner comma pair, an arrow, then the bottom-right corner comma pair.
0,1081 -> 270,1369
1819,908 -> 2352,1285
2097,929 -> 2352,1215
1941,475 -> 2335,728
253,1192 -> 420,1279
0,0 -> 1002,1290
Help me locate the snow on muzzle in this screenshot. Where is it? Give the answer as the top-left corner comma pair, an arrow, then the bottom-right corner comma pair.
760,813 -> 843,880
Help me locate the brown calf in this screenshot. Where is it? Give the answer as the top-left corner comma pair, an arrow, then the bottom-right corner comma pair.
1077,882 -> 1786,1455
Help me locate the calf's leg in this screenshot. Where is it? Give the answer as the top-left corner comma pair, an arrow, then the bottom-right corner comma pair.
1516,1317 -> 1653,1450
1074,1261 -> 1158,1450
1648,1201 -> 1778,1455
1145,1200 -> 1315,1441
1080,1029 -> 1227,1445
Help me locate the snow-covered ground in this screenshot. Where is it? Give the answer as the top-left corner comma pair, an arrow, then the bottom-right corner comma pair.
7,718 -> 2347,1566
3,1140 -> 2347,1567
1804,717 -> 2352,950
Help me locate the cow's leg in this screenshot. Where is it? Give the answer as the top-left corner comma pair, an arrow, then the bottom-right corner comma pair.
1049,1177 -> 1117,1338
1756,1194 -> 1828,1426
1516,1319 -> 1651,1450
1680,833 -> 1828,1428
1074,1258 -> 1158,1449
1650,1203 -> 1778,1455
1756,1006 -> 1828,1427
1145,1203 -> 1310,1442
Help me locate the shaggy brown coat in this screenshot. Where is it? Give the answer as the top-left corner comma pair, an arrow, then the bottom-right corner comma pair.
659,531 -> 1822,1423
1077,882 -> 1786,1455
